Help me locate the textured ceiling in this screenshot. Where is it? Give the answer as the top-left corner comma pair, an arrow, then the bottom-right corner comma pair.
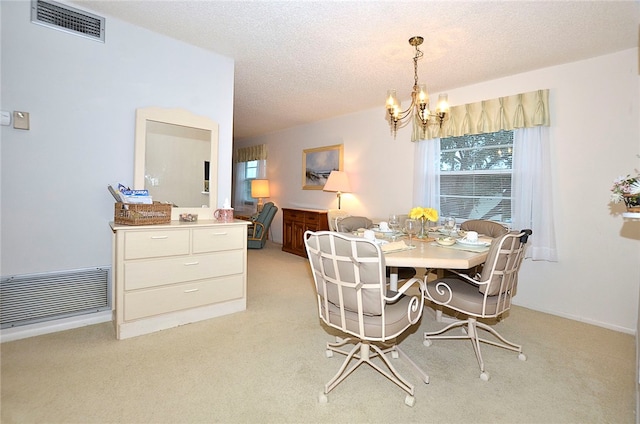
73,1 -> 639,140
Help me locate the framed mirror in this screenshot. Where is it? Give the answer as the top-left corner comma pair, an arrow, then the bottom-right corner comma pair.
134,107 -> 219,220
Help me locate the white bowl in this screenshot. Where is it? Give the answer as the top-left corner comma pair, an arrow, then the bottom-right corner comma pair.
436,237 -> 455,246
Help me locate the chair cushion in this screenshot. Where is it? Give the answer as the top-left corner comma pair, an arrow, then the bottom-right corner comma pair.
479,231 -> 518,295
425,277 -> 501,316
314,234 -> 384,316
337,216 -> 372,233
322,294 -> 415,339
461,220 -> 508,238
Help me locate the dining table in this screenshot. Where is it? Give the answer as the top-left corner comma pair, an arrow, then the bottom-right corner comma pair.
379,230 -> 491,292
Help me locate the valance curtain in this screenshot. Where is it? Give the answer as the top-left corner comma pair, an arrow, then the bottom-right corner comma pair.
413,89 -> 550,142
234,144 -> 267,163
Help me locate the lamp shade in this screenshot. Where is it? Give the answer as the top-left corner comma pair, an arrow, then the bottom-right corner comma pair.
323,171 -> 351,193
251,179 -> 270,198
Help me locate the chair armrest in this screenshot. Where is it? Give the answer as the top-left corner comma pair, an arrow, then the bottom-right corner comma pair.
385,277 -> 425,302
384,277 -> 425,325
248,221 -> 265,239
446,269 -> 486,286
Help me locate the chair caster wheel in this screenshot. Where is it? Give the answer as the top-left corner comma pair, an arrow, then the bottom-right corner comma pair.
518,353 -> 527,361
391,350 -> 399,359
404,395 -> 415,407
423,339 -> 432,347
318,392 -> 328,404
325,350 -> 333,358
480,372 -> 490,381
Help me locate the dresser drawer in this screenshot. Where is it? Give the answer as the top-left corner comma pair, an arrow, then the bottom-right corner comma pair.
124,251 -> 244,291
123,274 -> 245,321
192,226 -> 245,253
283,209 -> 306,222
124,229 -> 190,260
304,212 -> 321,226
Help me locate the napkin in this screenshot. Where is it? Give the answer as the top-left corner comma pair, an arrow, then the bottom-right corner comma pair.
381,240 -> 412,253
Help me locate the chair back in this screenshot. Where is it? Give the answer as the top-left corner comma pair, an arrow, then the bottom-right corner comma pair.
247,202 -> 278,248
336,216 -> 372,233
327,209 -> 350,231
255,202 -> 276,236
479,229 -> 532,298
305,231 -> 408,341
461,219 -> 509,238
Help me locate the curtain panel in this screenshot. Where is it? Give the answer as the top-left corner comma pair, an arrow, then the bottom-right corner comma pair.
234,144 -> 267,163
413,89 -> 550,142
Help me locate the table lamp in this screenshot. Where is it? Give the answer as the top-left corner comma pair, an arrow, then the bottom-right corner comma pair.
323,171 -> 351,209
251,179 -> 270,212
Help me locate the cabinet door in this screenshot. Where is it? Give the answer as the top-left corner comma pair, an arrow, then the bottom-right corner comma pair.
292,220 -> 307,255
282,217 -> 294,250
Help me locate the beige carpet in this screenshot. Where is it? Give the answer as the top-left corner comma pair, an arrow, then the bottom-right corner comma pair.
1,241 -> 635,423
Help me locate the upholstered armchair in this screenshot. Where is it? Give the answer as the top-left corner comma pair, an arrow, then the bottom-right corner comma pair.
247,202 -> 278,249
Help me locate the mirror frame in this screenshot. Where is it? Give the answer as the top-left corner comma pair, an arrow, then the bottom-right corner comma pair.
134,107 -> 219,221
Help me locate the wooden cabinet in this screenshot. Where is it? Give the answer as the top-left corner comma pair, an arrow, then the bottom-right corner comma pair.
282,208 -> 329,257
110,220 -> 249,339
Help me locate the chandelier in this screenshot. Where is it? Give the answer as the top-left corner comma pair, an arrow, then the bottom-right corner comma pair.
385,36 -> 450,139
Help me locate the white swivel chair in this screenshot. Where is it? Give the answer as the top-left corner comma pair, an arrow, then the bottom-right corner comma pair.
304,230 -> 429,406
423,229 -> 532,381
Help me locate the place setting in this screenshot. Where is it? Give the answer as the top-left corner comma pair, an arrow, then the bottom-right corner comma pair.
365,215 -> 419,253
426,217 -> 492,252
433,229 -> 491,252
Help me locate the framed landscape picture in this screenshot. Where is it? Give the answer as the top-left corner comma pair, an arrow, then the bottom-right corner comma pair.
302,144 -> 343,190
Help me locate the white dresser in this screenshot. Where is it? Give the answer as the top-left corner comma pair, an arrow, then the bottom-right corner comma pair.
110,220 -> 249,339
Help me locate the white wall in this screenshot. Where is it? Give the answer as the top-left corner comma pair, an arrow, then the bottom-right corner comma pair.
0,1 -> 234,276
236,49 -> 640,333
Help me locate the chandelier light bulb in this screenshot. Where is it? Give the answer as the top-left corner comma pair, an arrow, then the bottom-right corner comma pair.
437,93 -> 449,113
418,84 -> 428,104
386,90 -> 398,109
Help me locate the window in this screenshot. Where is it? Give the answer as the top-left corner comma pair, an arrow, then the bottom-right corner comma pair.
233,159 -> 266,213
439,131 -> 513,224
243,160 -> 259,204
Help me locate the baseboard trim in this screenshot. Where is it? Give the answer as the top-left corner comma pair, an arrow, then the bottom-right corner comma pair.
513,301 -> 635,335
0,310 -> 112,343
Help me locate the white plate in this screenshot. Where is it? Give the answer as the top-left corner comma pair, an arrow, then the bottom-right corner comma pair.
456,239 -> 490,247
371,238 -> 388,245
373,228 -> 395,234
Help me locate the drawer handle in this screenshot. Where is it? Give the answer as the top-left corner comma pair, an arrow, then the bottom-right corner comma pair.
183,288 -> 199,293
211,232 -> 228,236
150,235 -> 169,239
183,261 -> 199,266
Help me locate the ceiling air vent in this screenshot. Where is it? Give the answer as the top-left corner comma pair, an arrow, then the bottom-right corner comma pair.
31,0 -> 105,42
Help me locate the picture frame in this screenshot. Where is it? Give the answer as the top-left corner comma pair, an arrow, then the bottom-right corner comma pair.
302,144 -> 344,190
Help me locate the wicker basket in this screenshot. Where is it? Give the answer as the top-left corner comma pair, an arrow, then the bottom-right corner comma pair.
114,202 -> 172,225
623,194 -> 640,213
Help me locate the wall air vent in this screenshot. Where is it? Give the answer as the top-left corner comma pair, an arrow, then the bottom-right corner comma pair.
31,0 -> 105,42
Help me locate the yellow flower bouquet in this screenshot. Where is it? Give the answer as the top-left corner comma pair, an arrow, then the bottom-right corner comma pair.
408,207 -> 439,238
409,206 -> 439,222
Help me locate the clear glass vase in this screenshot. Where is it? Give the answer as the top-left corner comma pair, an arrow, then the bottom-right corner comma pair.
417,217 -> 428,239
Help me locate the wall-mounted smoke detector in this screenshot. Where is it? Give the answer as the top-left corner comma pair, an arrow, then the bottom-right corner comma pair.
31,0 -> 105,43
